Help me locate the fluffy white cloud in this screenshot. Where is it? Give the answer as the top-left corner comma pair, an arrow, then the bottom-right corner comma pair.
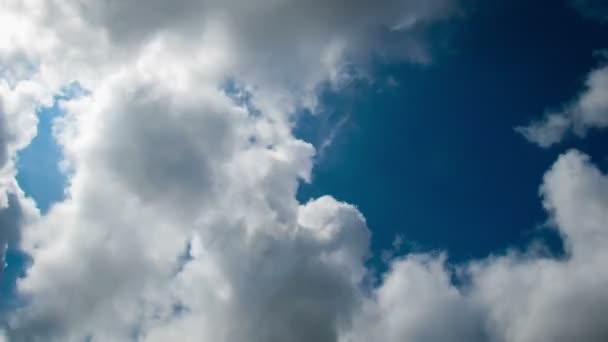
0,0 -> 459,341
345,150 -> 608,342
471,150 -> 608,342
0,55 -> 45,286
345,254 -> 488,342
517,62 -> 608,147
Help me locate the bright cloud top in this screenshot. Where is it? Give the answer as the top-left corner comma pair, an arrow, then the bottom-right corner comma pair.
517,60 -> 608,147
0,1 -> 607,342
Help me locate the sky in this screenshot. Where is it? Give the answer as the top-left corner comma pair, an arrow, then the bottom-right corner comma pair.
17,97 -> 68,215
1,0 -> 608,341
298,0 -> 608,263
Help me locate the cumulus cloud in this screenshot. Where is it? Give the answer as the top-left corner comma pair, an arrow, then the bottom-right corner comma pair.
0,0 -> 460,340
517,63 -> 608,147
344,149 -> 608,342
471,150 -> 608,342
0,55 -> 43,286
345,254 -> 488,342
2,1 -> 608,342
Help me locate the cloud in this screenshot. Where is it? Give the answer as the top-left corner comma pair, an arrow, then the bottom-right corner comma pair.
517,63 -> 608,147
345,254 -> 488,342
0,102 -> 10,169
1,0 -> 459,110
0,0 -> 460,340
345,149 -> 608,342
0,190 -> 38,318
0,195 -> 23,272
515,112 -> 572,148
0,65 -> 44,283
470,150 -> 608,342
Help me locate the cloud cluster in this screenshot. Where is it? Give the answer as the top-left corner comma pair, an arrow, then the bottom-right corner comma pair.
0,0 -> 456,340
0,48 -> 43,292
471,150 -> 608,342
344,149 -> 608,342
517,63 -> 608,147
1,1 -> 608,342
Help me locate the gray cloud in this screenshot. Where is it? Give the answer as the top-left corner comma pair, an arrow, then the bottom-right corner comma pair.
0,195 -> 24,274
0,100 -> 9,168
0,98 -> 26,277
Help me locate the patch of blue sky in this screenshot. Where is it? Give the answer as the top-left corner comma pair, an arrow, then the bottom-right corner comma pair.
16,82 -> 85,214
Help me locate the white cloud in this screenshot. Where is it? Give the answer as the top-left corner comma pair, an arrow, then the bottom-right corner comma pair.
515,112 -> 571,148
470,150 -> 608,342
517,63 -> 608,147
0,52 -> 45,282
0,0 -> 460,341
345,254 -> 488,342
346,149 -> 608,342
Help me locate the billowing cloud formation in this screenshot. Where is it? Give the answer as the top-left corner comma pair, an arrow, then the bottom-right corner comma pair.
0,58 -> 41,288
344,150 -> 608,342
0,0 -> 456,340
1,1 -> 608,342
470,150 -> 608,342
517,63 -> 608,147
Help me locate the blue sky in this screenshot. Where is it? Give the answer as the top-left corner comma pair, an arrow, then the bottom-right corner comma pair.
17,99 -> 67,214
3,0 -> 608,340
298,0 -> 608,263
